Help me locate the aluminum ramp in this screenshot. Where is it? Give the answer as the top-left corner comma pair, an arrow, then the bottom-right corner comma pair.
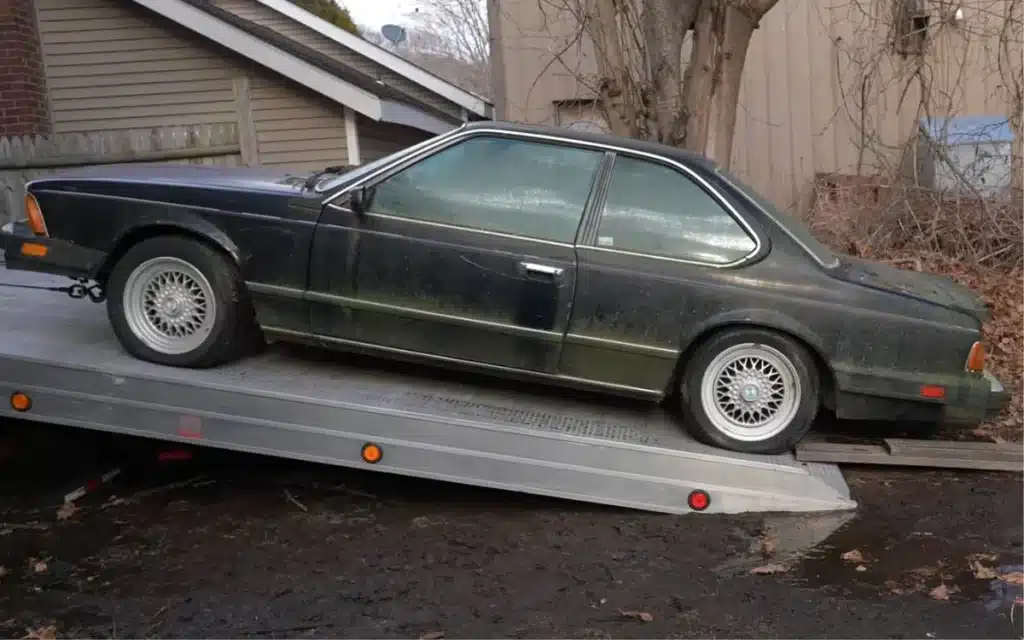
0,271 -> 856,515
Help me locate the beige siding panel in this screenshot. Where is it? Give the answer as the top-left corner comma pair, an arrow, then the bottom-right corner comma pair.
255,116 -> 344,133
60,113 -> 239,131
46,68 -> 239,90
213,0 -> 464,120
249,73 -> 348,168
256,126 -> 344,143
51,79 -> 233,101
36,0 -> 243,133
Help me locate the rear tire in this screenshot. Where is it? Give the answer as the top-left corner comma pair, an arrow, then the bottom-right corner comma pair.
105,235 -> 257,368
678,328 -> 820,454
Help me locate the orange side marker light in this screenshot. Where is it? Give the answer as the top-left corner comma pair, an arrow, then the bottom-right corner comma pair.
10,392 -> 32,412
965,341 -> 986,373
361,442 -> 383,464
20,242 -> 48,257
920,385 -> 946,399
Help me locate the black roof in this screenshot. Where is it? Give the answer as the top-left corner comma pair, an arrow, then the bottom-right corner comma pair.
461,120 -> 717,170
179,0 -> 459,125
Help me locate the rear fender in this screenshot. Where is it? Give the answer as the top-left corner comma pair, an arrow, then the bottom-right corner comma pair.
673,308 -> 835,402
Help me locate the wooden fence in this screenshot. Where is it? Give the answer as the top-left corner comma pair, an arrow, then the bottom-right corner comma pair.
1,123 -> 243,224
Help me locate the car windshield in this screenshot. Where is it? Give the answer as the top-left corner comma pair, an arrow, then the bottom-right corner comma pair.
714,167 -> 841,269
313,128 -> 461,193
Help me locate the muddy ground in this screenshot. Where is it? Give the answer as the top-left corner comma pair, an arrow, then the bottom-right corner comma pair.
0,419 -> 1021,639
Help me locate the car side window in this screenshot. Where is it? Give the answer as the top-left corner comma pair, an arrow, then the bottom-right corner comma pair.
366,135 -> 603,243
595,155 -> 757,264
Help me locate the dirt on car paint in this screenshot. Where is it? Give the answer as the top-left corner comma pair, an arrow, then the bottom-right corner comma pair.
0,420 -> 1021,639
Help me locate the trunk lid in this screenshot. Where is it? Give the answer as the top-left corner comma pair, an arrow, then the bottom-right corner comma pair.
835,257 -> 990,322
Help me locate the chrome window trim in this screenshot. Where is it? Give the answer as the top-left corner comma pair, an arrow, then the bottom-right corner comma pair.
321,127 -> 763,269
325,204 -> 577,249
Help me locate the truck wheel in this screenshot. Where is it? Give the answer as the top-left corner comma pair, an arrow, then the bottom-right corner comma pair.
678,328 -> 819,454
105,235 -> 256,368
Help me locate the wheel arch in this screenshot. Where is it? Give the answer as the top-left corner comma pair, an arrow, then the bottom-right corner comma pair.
669,314 -> 837,410
94,222 -> 241,288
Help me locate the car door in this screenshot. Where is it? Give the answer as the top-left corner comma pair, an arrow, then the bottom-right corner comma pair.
308,132 -> 608,375
560,152 -> 762,392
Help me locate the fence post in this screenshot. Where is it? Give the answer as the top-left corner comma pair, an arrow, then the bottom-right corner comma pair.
233,76 -> 260,167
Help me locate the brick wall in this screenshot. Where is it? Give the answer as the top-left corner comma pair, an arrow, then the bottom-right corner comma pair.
0,0 -> 50,137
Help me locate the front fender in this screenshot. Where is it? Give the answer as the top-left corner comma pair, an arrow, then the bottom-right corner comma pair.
105,209 -> 243,272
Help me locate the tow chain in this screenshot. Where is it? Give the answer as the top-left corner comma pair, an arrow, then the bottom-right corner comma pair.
0,277 -> 106,303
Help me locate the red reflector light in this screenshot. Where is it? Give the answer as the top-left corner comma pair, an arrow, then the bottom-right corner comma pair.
687,489 -> 711,511
920,385 -> 946,399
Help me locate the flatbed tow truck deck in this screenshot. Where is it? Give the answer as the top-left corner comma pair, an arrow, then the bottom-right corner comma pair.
0,270 -> 855,515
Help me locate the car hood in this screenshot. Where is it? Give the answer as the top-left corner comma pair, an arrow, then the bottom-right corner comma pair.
29,163 -> 313,196
836,256 -> 990,322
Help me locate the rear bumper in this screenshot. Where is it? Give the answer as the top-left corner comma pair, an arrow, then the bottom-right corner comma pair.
941,369 -> 1011,425
834,368 -> 1011,426
1,220 -> 104,279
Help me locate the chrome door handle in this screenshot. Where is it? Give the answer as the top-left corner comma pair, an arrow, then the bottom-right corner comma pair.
521,262 -> 564,277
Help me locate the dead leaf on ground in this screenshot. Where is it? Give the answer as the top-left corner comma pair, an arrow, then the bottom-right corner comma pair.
967,553 -> 998,563
28,558 -> 47,574
841,549 -> 864,563
56,502 -> 77,521
855,565 -> 867,572
419,632 -> 445,640
970,560 -> 998,580
999,571 -> 1024,585
22,626 -> 56,640
758,534 -> 778,556
0,566 -> 7,580
618,610 -> 654,622
750,563 -> 788,575
929,583 -> 959,601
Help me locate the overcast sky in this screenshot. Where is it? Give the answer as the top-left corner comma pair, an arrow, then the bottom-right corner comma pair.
344,0 -> 420,32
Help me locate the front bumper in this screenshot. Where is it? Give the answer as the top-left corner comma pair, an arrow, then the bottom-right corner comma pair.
984,370 -> 1011,418
1,220 -> 105,279
942,368 -> 1011,425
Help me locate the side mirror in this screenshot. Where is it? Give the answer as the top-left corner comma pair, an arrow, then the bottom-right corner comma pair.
348,187 -> 366,215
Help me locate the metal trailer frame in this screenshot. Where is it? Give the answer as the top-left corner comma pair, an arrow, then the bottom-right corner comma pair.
0,271 -> 856,515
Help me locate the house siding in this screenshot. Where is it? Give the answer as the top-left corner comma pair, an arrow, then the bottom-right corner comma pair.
212,0 -> 464,121
33,0 -> 348,169
355,114 -> 432,163
496,0 -> 1021,211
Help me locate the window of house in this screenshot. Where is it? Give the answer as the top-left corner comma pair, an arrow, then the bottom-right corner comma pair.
893,0 -> 930,56
594,155 -> 757,264
366,135 -> 604,243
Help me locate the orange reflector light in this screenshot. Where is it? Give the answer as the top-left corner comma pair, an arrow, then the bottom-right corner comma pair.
361,442 -> 382,464
687,489 -> 711,511
10,392 -> 31,412
20,242 -> 48,257
24,193 -> 48,237
920,385 -> 946,399
965,341 -> 986,373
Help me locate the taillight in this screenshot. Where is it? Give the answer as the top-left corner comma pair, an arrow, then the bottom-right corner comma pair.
24,192 -> 48,237
965,341 -> 986,372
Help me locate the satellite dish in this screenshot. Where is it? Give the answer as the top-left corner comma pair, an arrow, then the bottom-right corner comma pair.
381,24 -> 407,46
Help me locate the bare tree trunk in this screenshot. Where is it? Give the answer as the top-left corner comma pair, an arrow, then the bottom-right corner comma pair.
589,0 -> 637,137
681,1 -> 773,168
641,0 -> 702,145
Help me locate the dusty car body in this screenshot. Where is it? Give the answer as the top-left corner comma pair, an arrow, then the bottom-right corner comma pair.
1,121 -> 1008,454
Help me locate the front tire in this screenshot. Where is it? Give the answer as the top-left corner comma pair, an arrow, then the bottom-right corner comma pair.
105,235 -> 256,368
679,328 -> 820,454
